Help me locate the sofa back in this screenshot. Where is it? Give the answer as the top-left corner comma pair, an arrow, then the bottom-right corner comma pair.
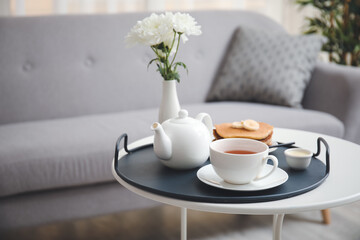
0,11 -> 283,124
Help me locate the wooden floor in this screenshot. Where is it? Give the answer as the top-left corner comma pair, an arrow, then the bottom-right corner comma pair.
1,201 -> 360,240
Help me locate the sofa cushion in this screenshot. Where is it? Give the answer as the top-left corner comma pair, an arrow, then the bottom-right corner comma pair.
206,26 -> 325,108
185,102 -> 343,137
0,103 -> 343,197
0,109 -> 159,198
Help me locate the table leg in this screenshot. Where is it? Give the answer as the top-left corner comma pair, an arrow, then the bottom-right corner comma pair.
273,214 -> 285,240
181,207 -> 187,240
321,209 -> 331,224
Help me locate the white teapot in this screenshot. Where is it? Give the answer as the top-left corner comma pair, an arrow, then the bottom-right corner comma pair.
151,109 -> 213,170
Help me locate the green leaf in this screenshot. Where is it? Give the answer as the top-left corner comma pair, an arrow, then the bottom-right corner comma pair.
147,58 -> 159,70
295,0 -> 313,7
154,42 -> 165,51
159,56 -> 166,63
303,28 -> 318,34
296,0 -> 360,66
174,62 -> 188,74
354,45 -> 360,53
156,63 -> 165,78
167,72 -> 180,82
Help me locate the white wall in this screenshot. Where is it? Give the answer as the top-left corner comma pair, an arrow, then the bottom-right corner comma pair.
2,0 -> 316,34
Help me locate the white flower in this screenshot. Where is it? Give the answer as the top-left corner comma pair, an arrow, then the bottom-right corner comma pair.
126,12 -> 201,47
125,13 -> 173,47
125,12 -> 201,81
171,12 -> 202,43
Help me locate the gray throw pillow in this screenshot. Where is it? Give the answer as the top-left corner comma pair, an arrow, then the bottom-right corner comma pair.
206,26 -> 325,108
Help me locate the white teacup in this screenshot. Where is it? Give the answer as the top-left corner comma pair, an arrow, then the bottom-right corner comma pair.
209,138 -> 278,185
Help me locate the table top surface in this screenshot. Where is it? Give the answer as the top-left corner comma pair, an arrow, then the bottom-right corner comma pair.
112,128 -> 360,215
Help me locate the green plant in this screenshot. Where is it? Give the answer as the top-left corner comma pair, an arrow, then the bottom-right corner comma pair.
126,12 -> 201,82
296,0 -> 360,66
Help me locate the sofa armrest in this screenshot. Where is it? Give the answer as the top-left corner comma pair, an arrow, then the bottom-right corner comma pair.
302,62 -> 360,144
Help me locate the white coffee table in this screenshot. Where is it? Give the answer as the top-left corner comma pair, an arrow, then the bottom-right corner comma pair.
112,128 -> 360,240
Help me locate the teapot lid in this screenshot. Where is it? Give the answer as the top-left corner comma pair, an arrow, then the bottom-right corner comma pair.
167,109 -> 196,125
178,109 -> 188,119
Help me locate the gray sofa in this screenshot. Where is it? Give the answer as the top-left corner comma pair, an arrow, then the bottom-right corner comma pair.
0,10 -> 359,230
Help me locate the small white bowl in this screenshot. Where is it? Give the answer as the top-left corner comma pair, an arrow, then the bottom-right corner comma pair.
284,148 -> 313,170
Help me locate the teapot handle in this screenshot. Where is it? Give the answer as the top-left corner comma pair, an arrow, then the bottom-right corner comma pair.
196,113 -> 214,138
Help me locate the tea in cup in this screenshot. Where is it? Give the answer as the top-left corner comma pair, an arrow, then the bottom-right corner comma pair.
209,138 -> 278,184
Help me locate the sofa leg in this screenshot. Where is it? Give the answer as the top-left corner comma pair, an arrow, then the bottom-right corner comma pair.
321,209 -> 331,224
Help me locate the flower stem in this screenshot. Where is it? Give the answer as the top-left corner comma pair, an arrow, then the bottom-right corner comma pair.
164,31 -> 177,79
150,31 -> 183,80
170,32 -> 182,68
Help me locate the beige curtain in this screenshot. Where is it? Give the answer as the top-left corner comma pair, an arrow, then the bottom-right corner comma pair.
5,0 -> 317,34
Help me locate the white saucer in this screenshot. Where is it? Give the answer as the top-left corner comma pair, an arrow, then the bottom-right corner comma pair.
197,164 -> 288,191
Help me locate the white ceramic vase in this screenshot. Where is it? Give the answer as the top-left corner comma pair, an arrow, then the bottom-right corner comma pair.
158,80 -> 181,123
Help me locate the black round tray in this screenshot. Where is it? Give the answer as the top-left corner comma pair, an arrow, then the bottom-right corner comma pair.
113,134 -> 330,203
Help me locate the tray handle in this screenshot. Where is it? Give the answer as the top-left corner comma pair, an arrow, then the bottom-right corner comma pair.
313,137 -> 330,175
114,134 -> 153,169
114,134 -> 129,170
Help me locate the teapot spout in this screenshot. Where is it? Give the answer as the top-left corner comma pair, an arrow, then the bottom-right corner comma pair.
151,122 -> 172,160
